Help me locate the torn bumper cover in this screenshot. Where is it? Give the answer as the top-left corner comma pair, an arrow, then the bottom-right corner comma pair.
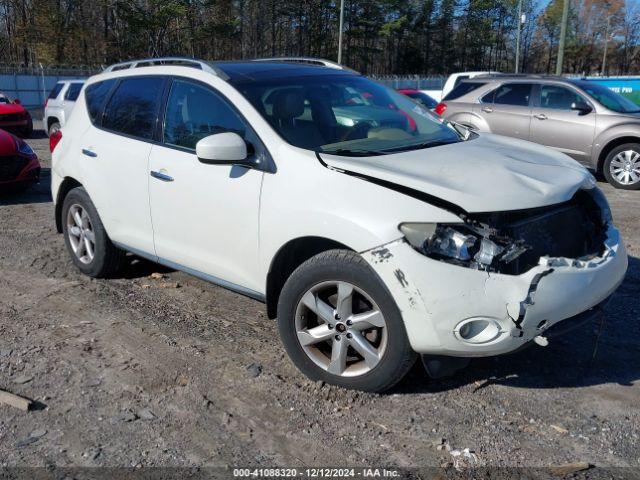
362,225 -> 627,356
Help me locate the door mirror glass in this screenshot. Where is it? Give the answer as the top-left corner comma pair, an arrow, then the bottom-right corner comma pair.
571,102 -> 593,115
196,132 -> 250,165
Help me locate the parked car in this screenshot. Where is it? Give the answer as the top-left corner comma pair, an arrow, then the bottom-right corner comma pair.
51,57 -> 627,392
0,93 -> 33,138
436,75 -> 640,189
44,80 -> 85,136
397,89 -> 438,110
0,128 -> 40,191
422,71 -> 497,102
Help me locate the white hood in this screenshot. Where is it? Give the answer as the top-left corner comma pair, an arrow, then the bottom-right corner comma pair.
320,134 -> 593,213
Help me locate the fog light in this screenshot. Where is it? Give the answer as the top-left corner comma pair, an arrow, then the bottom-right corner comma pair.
455,317 -> 503,344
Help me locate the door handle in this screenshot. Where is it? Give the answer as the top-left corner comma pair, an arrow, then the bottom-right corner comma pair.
534,113 -> 548,120
82,148 -> 97,158
482,107 -> 493,113
150,170 -> 174,182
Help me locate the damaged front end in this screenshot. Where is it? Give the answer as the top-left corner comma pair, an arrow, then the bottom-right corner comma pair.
363,185 -> 627,357
400,187 -> 611,276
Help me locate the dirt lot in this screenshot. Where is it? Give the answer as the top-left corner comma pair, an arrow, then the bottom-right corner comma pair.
0,122 -> 639,478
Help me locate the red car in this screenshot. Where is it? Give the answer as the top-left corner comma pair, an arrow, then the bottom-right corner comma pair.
0,93 -> 33,137
0,128 -> 40,191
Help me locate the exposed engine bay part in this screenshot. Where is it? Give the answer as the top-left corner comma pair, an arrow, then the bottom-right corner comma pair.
400,187 -> 610,276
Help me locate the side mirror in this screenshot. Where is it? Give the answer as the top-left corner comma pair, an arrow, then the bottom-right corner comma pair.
196,132 -> 253,167
13,99 -> 21,105
571,102 -> 592,115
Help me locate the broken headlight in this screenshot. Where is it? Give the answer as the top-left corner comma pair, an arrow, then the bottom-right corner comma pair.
400,223 -> 528,271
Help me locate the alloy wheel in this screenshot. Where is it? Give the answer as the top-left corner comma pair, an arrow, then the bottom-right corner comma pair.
294,281 -> 388,377
66,204 -> 96,264
610,149 -> 640,185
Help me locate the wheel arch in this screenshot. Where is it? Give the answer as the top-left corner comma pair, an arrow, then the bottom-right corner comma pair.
265,236 -> 353,319
55,176 -> 83,233
447,111 -> 489,132
47,115 -> 60,130
596,135 -> 640,173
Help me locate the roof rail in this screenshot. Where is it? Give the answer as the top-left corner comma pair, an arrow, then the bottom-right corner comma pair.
103,57 -> 223,76
252,57 -> 355,72
474,73 -> 570,80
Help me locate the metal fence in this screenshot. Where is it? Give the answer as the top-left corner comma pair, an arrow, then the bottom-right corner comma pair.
372,75 -> 446,90
0,65 -> 98,117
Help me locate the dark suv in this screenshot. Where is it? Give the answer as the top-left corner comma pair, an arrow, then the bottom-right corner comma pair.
436,75 -> 640,189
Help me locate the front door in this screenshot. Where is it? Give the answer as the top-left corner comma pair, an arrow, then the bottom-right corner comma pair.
529,84 -> 596,165
148,78 -> 265,294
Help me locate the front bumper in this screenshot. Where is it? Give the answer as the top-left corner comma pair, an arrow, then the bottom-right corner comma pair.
363,225 -> 628,356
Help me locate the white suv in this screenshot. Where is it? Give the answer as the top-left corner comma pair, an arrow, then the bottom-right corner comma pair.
51,57 -> 627,392
44,80 -> 85,136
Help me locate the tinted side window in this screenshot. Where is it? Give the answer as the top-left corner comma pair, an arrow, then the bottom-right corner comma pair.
103,77 -> 164,140
443,82 -> 486,101
48,83 -> 64,99
493,83 -> 532,107
540,85 -> 584,110
64,83 -> 83,101
163,79 -> 247,150
85,79 -> 117,124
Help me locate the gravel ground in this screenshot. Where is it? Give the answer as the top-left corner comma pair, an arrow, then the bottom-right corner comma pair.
0,122 -> 639,478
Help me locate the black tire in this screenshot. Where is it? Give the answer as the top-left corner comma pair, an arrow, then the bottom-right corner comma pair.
21,119 -> 33,138
48,121 -> 61,138
603,143 -> 640,190
277,249 -> 417,393
61,187 -> 125,278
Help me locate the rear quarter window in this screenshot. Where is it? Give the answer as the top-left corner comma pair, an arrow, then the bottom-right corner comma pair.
64,83 -> 84,102
48,83 -> 64,100
85,79 -> 117,124
443,82 -> 486,101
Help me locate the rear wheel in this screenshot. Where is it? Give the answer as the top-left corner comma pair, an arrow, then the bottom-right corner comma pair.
21,119 -> 33,138
603,143 -> 640,190
62,187 -> 125,277
48,121 -> 61,137
277,250 -> 416,392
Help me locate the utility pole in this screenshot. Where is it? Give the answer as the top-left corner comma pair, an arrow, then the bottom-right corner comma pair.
602,13 -> 611,75
515,0 -> 524,73
556,0 -> 570,75
337,0 -> 345,64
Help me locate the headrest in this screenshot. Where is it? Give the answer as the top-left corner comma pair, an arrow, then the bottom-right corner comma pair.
273,89 -> 305,120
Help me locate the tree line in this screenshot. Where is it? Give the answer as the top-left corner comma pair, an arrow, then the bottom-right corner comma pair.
0,0 -> 638,76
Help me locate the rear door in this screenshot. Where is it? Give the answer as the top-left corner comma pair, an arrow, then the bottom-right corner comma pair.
477,83 -> 533,140
79,76 -> 166,255
529,83 -> 596,165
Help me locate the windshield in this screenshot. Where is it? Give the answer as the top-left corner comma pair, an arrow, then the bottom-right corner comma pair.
234,75 -> 461,156
577,82 -> 640,113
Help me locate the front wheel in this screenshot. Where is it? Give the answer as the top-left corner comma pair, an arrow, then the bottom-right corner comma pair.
62,187 -> 125,278
277,250 -> 416,392
603,143 -> 640,190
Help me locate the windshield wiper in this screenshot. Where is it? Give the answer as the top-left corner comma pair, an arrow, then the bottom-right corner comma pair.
380,139 -> 458,153
321,148 -> 386,157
